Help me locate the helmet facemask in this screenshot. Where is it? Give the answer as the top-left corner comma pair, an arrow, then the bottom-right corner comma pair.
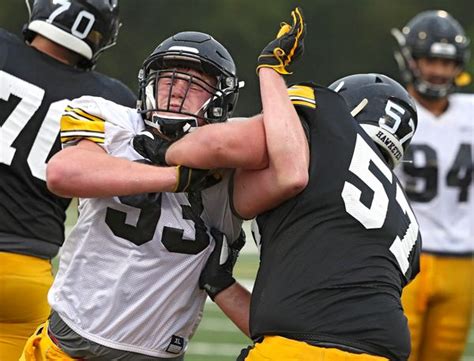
138,56 -> 240,140
140,66 -> 221,140
137,31 -> 241,140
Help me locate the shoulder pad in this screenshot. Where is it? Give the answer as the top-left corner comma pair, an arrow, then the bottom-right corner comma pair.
60,96 -> 137,147
61,97 -> 107,145
287,84 -> 316,109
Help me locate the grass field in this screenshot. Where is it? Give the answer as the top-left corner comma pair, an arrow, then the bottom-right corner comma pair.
63,204 -> 474,360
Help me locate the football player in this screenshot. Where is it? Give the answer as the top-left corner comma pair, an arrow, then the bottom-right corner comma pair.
155,73 -> 421,360
0,0 -> 135,359
392,10 -> 473,361
20,8 -> 308,360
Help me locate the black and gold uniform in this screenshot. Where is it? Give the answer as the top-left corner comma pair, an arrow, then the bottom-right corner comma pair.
0,28 -> 136,360
0,28 -> 136,258
249,83 -> 421,361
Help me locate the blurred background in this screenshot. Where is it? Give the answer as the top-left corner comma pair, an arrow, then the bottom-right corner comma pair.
2,0 -> 473,118
2,1 -> 473,360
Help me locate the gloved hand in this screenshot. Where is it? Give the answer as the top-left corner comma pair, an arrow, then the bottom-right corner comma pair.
132,129 -> 171,166
133,129 -> 222,192
173,166 -> 222,193
199,228 -> 246,300
256,7 -> 305,75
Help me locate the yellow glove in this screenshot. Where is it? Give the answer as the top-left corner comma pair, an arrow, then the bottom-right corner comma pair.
256,7 -> 305,75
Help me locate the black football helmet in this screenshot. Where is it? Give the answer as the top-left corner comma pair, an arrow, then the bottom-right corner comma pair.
137,31 -> 241,140
391,10 -> 471,98
329,73 -> 418,169
23,0 -> 120,69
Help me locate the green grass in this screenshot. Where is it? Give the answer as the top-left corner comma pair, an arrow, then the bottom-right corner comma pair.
64,204 -> 474,360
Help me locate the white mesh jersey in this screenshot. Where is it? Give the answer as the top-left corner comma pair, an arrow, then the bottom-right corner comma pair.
48,96 -> 243,357
395,93 -> 474,254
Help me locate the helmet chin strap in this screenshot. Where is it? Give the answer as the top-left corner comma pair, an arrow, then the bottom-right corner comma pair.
145,96 -> 213,139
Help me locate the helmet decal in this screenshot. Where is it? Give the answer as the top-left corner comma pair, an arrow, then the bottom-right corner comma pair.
329,73 -> 418,169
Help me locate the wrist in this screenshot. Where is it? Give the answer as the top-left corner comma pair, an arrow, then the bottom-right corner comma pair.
205,277 -> 236,301
172,165 -> 184,192
152,165 -> 179,193
163,142 -> 176,165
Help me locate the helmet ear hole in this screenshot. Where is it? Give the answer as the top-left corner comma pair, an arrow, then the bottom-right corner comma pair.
329,73 -> 418,169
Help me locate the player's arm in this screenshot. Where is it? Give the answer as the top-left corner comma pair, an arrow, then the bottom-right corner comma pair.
164,115 -> 268,170
233,68 -> 309,219
199,228 -> 251,337
47,139 -> 178,198
232,7 -> 309,219
136,8 -> 309,219
131,8 -> 308,219
214,283 -> 251,337
47,97 -> 211,198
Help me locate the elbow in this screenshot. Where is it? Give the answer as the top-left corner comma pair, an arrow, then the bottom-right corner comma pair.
280,170 -> 309,197
46,157 -> 72,197
276,144 -> 310,196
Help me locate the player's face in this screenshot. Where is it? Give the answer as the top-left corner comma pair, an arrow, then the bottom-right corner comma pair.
415,57 -> 461,87
156,68 -> 217,118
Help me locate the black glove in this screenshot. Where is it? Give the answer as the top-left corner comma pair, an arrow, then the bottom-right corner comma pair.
199,228 -> 246,300
256,7 -> 305,75
173,166 -> 222,193
132,129 -> 171,166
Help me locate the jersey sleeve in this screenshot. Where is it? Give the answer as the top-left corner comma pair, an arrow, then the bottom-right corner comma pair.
201,170 -> 243,245
288,84 -> 316,109
287,83 -> 316,141
60,96 -> 142,153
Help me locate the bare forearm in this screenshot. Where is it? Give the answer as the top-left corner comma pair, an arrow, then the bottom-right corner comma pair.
259,68 -> 309,184
231,69 -> 310,218
166,118 -> 268,170
213,282 -> 251,337
47,143 -> 177,197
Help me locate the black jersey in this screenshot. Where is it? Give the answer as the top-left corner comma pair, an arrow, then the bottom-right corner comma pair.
0,29 -> 136,259
250,84 -> 421,360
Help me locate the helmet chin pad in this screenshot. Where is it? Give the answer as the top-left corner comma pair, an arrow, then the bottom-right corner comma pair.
144,114 -> 198,140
